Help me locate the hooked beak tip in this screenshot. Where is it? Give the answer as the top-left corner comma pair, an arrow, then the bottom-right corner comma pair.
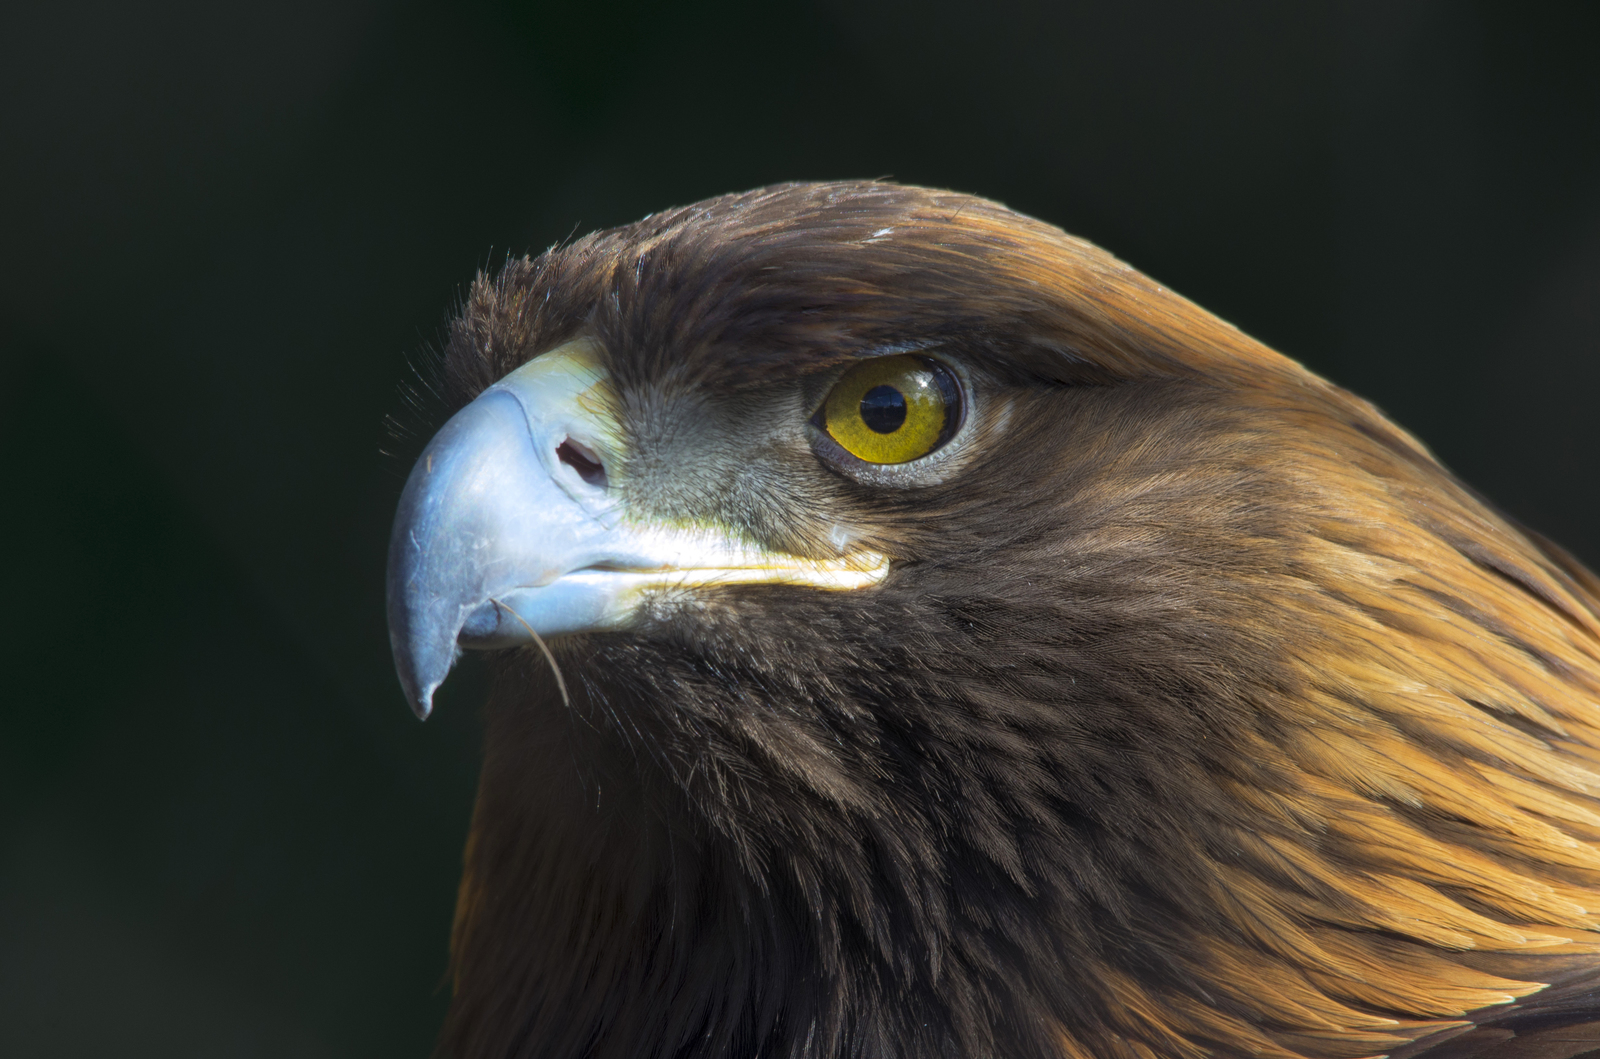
392,645 -> 442,720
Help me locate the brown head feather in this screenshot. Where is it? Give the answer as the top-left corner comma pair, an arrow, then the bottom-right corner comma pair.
432,182 -> 1600,1059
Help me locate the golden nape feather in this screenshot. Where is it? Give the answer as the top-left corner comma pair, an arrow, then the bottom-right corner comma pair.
386,181 -> 1600,1059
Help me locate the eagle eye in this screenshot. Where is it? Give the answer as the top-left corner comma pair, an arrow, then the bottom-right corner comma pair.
816,355 -> 962,465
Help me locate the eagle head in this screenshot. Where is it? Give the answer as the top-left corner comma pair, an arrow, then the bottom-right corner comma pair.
387,182 -> 1600,1059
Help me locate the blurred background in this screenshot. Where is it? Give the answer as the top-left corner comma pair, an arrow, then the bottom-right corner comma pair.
2,1 -> 1597,1055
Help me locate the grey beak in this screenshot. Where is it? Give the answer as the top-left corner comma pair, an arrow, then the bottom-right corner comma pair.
385,344 -> 623,719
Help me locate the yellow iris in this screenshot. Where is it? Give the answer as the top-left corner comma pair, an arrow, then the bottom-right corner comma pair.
820,355 -> 957,464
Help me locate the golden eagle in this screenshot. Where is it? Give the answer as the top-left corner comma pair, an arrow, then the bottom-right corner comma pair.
387,182 -> 1600,1059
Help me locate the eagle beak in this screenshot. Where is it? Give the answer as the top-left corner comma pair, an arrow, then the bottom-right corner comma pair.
386,340 -> 888,719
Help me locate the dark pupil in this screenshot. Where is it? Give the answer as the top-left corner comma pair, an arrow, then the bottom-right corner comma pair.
859,385 -> 908,434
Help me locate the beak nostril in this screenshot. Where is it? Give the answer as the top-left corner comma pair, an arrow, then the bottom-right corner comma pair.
557,438 -> 608,489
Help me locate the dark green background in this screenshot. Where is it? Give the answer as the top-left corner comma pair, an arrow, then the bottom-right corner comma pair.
3,2 -> 1597,1055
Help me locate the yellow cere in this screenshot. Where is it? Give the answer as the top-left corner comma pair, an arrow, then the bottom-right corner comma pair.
822,355 -> 952,464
